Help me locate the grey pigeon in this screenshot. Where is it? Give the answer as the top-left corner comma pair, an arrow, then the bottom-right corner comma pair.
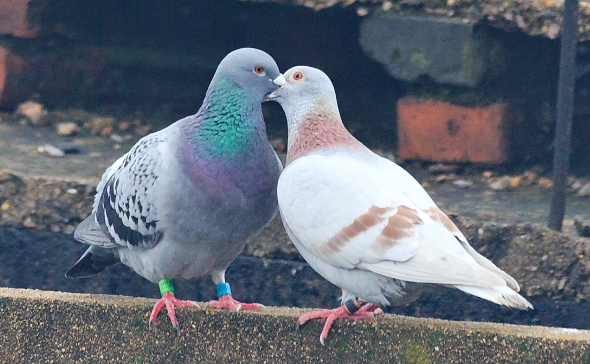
268,66 -> 532,344
66,48 -> 286,331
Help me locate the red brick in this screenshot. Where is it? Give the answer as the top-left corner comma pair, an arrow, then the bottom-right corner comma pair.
397,97 -> 511,164
0,48 -> 6,100
0,0 -> 42,38
0,47 -> 27,106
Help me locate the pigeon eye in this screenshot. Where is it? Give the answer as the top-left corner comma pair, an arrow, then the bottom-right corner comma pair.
289,70 -> 305,83
253,66 -> 266,76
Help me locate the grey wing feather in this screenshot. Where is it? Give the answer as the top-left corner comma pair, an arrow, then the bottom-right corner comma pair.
76,132 -> 167,250
74,213 -> 118,248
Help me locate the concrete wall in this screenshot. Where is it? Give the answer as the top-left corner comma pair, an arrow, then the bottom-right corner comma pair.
1,287 -> 589,363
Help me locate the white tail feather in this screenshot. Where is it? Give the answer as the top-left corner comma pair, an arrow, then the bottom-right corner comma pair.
453,284 -> 534,310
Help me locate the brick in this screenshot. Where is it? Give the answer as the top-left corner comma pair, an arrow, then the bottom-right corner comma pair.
0,48 -> 7,101
0,0 -> 43,38
397,97 -> 511,164
0,47 -> 27,106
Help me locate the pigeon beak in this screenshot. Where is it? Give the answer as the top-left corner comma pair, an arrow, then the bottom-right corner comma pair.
272,74 -> 287,87
263,91 -> 277,102
264,74 -> 286,102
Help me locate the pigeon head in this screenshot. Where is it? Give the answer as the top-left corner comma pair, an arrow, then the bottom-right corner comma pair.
266,66 -> 340,120
268,66 -> 363,165
211,48 -> 286,102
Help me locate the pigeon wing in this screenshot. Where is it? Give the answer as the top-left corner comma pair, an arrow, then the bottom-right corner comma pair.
90,133 -> 167,249
278,151 -> 505,288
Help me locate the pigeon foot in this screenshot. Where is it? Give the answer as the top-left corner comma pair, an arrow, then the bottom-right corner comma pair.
149,292 -> 200,333
298,301 -> 380,345
207,294 -> 265,311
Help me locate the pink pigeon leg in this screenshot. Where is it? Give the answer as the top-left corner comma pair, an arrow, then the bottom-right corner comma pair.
355,303 -> 383,316
207,282 -> 265,311
149,280 -> 199,333
208,294 -> 265,311
298,299 -> 380,345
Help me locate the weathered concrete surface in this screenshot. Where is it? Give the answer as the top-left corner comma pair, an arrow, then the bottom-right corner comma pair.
248,0 -> 590,41
0,119 -> 131,185
0,287 -> 589,364
360,14 -> 505,87
2,0 -> 590,42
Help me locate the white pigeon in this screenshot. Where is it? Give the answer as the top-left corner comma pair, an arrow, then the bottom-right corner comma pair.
268,66 -> 532,344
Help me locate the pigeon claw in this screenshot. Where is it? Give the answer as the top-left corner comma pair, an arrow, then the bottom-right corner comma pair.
148,292 -> 198,333
207,295 -> 265,311
298,304 -> 380,344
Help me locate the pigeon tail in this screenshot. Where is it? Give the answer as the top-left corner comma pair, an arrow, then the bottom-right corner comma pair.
453,284 -> 534,310
74,213 -> 116,248
65,246 -> 120,278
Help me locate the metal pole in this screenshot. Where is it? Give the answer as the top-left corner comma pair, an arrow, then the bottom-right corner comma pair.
548,0 -> 579,231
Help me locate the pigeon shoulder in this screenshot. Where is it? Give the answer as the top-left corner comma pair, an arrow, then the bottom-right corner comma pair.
92,120 -> 185,209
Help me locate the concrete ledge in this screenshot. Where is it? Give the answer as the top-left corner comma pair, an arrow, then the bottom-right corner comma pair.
0,288 -> 589,363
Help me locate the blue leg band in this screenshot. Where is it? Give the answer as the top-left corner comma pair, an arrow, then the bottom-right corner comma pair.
343,299 -> 363,314
216,283 -> 232,298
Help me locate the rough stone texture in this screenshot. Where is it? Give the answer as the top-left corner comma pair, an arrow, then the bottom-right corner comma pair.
360,13 -> 505,87
246,0 -> 590,40
0,288 -> 589,363
397,98 -> 511,163
0,122 -> 123,233
9,0 -> 590,42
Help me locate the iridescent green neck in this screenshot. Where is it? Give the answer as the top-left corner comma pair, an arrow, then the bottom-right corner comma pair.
191,77 -> 262,159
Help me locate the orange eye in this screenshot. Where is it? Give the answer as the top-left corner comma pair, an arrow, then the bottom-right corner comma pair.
253,65 -> 266,76
289,70 -> 305,82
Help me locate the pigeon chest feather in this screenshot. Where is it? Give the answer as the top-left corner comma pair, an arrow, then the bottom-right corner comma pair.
173,131 -> 280,237
286,103 -> 364,165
